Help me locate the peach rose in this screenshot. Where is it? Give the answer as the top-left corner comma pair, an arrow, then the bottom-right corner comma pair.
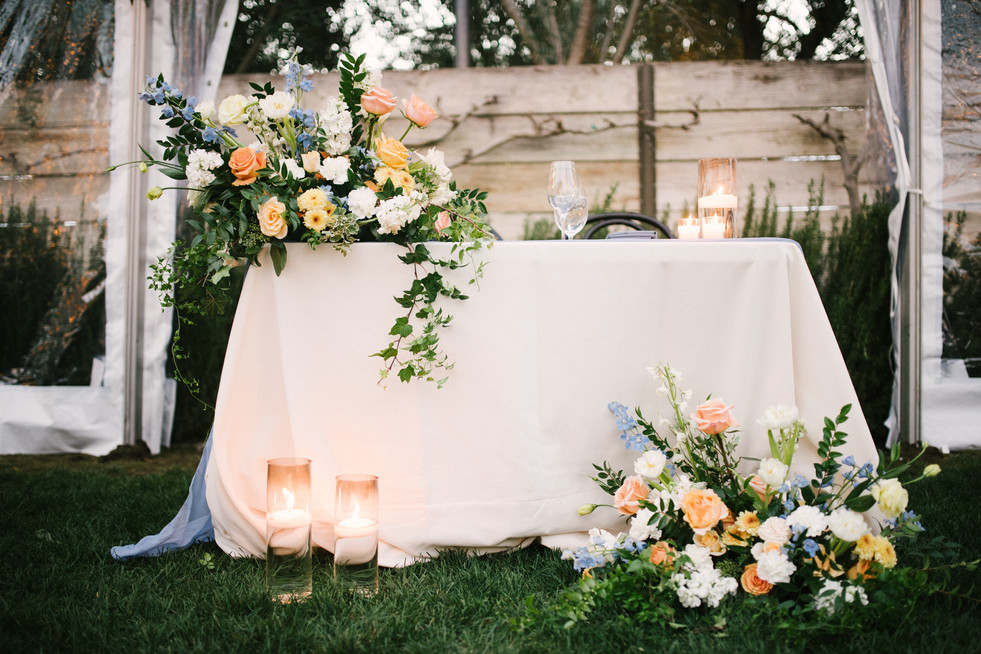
434,210 -> 452,232
694,530 -> 726,556
257,196 -> 288,239
747,475 -> 768,501
402,94 -> 438,128
740,563 -> 773,595
692,399 -> 738,435
680,488 -> 730,534
361,86 -> 397,116
648,541 -> 677,567
374,135 -> 409,169
613,475 -> 648,516
228,147 -> 265,186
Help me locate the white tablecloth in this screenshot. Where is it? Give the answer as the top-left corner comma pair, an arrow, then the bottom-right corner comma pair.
204,239 -> 877,566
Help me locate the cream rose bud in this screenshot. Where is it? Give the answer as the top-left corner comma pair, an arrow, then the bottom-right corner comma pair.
217,93 -> 248,125
634,449 -> 668,480
757,458 -> 789,488
757,405 -> 798,431
826,506 -> 869,542
871,478 -> 909,518
923,464 -> 941,478
300,151 -> 321,173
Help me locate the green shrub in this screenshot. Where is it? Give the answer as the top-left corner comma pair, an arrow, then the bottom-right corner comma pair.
743,183 -> 893,445
942,210 -> 981,376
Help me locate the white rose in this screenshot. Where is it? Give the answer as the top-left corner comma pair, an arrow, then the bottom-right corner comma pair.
217,93 -> 248,125
282,159 -> 305,180
346,186 -> 378,219
634,449 -> 667,480
757,458 -> 789,488
195,99 -> 215,120
318,156 -> 351,185
826,507 -> 869,542
755,550 -> 796,584
258,91 -> 296,120
870,478 -> 909,519
757,405 -> 798,431
786,505 -> 828,538
757,516 -> 792,545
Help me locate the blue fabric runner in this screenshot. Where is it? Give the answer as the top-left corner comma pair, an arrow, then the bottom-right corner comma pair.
111,431 -> 215,560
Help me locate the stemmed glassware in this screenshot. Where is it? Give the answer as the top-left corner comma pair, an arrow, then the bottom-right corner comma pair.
547,161 -> 587,240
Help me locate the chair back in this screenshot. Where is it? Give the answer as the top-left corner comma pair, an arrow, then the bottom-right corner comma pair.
583,212 -> 675,239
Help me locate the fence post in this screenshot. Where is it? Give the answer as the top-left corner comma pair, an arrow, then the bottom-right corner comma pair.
637,64 -> 656,216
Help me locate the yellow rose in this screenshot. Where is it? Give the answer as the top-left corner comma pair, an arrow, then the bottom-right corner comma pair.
374,135 -> 409,169
257,196 -> 288,239
694,530 -> 726,556
871,478 -> 909,519
374,167 -> 415,194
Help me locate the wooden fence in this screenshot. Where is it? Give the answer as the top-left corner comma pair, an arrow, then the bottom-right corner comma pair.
1,61 -> 873,240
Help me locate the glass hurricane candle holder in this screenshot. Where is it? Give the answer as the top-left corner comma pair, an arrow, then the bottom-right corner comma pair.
266,457 -> 313,603
333,474 -> 379,595
697,158 -> 738,238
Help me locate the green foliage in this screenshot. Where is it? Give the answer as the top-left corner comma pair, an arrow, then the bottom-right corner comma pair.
942,211 -> 981,376
743,182 -> 892,445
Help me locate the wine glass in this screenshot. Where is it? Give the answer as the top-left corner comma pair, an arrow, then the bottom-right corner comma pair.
562,190 -> 588,240
547,161 -> 580,240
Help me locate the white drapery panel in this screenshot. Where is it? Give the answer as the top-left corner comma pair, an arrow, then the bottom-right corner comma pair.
857,0 -> 981,450
0,0 -> 238,455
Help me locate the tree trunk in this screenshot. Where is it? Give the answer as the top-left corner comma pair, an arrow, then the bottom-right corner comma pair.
737,0 -> 765,59
500,0 -> 546,64
612,0 -> 642,64
567,0 -> 595,64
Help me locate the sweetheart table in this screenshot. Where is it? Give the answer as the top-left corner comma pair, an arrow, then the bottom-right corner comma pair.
202,239 -> 877,567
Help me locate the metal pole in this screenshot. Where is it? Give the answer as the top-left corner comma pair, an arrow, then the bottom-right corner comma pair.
123,0 -> 151,446
900,0 -> 922,444
455,0 -> 470,68
637,64 -> 656,217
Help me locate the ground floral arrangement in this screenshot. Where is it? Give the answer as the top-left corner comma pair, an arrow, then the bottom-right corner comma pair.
114,53 -> 491,387
526,363 -> 974,629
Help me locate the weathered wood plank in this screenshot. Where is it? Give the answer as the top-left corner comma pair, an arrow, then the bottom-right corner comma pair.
0,174 -> 109,216
654,61 -> 868,112
0,80 -> 112,128
0,127 -> 109,176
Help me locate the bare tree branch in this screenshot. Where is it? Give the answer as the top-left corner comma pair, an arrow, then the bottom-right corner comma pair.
793,112 -> 868,218
541,3 -> 563,63
613,0 -> 642,64
597,0 -> 619,61
567,0 -> 595,64
500,0 -> 546,64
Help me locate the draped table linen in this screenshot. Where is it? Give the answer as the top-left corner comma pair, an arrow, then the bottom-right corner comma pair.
204,239 -> 878,566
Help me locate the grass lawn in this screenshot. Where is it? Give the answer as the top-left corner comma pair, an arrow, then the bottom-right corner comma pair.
1,443 -> 979,653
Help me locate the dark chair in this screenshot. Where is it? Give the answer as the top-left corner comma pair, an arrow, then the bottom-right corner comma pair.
583,212 -> 675,239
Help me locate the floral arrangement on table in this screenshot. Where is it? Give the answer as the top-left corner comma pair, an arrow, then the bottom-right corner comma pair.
532,363 -> 971,628
113,54 -> 491,387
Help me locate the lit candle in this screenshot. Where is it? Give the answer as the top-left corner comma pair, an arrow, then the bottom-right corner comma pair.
267,508 -> 312,529
701,215 -> 726,239
334,515 -> 379,564
697,189 -> 738,212
677,215 -> 700,240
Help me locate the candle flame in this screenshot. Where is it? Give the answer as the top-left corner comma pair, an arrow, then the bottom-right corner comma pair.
352,502 -> 360,520
283,487 -> 295,512
716,185 -> 724,195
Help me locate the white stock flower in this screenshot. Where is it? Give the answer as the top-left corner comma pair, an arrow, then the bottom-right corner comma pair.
628,508 -> 661,541
786,505 -> 828,538
346,187 -> 378,219
634,449 -> 667,480
258,91 -> 295,120
826,507 -> 869,542
757,405 -> 799,431
418,148 -> 452,183
185,149 -> 222,188
318,95 -> 354,154
755,550 -> 796,584
318,156 -> 350,184
217,94 -> 249,125
586,528 -> 620,564
757,516 -> 792,545
375,195 -> 422,235
682,544 -> 713,571
757,458 -> 789,487
814,579 -> 868,615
